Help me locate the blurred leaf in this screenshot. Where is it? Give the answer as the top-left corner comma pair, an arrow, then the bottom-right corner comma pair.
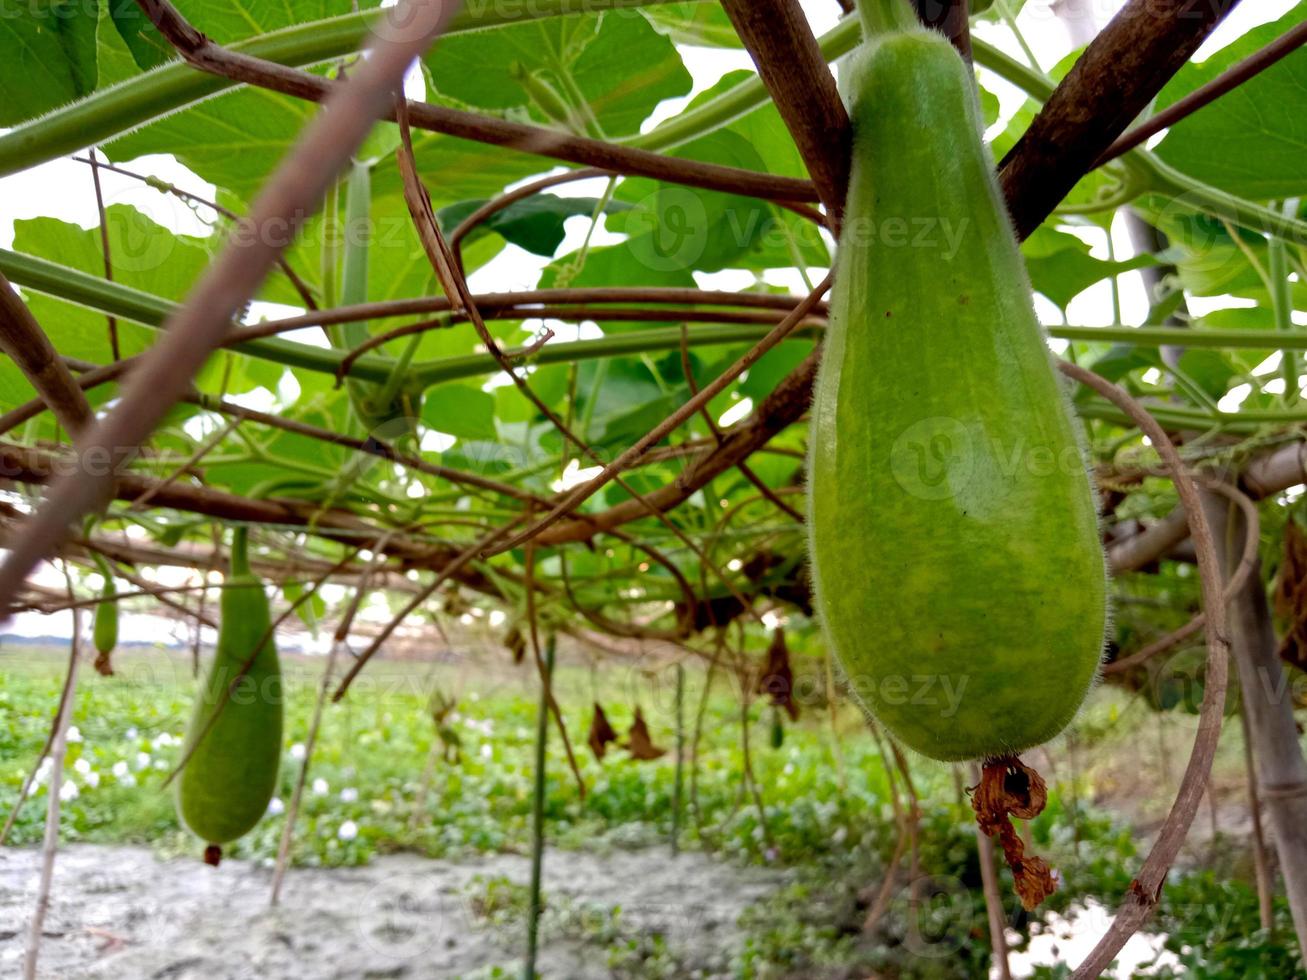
1176,348 -> 1237,399
283,581 -> 327,636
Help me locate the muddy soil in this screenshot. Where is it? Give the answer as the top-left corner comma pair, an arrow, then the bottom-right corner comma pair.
1,844 -> 785,979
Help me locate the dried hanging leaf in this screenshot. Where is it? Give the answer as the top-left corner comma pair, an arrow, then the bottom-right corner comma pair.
756,627 -> 799,721
588,702 -> 619,761
442,587 -> 469,617
625,707 -> 666,760
505,626 -> 526,665
93,650 -> 114,677
971,755 -> 1057,911
1275,519 -> 1307,671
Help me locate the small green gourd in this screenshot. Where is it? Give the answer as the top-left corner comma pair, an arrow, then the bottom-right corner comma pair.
92,592 -> 118,677
808,2 -> 1107,762
175,527 -> 283,859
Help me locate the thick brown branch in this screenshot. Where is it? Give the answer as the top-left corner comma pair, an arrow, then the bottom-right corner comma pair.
998,0 -> 1241,239
134,16 -> 817,205
1100,19 -> 1307,164
0,272 -> 93,436
0,441 -> 492,589
720,0 -> 849,219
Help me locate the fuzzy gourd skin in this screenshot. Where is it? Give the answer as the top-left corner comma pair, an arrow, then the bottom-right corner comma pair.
808,28 -> 1107,762
176,539 -> 283,846
92,596 -> 117,657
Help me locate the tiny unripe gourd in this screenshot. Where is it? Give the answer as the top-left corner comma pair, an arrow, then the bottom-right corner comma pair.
92,592 -> 118,676
175,528 -> 283,849
808,23 -> 1107,762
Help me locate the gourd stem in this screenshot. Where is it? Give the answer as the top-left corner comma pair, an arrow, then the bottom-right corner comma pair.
230,526 -> 251,578
858,0 -> 920,37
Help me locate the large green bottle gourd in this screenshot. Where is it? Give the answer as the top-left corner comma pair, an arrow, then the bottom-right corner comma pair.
809,11 -> 1107,762
176,527 -> 283,851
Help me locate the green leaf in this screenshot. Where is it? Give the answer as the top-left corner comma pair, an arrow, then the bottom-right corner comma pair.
1023,226 -> 1155,310
1082,344 -> 1159,389
421,384 -> 496,441
11,206 -> 211,362
1154,2 -> 1307,199
177,0 -> 360,45
0,0 -> 99,125
1176,349 -> 1237,399
438,194 -> 627,257
109,85 -> 318,201
283,580 -> 327,635
107,1 -> 170,70
425,10 -> 690,136
643,3 -> 741,47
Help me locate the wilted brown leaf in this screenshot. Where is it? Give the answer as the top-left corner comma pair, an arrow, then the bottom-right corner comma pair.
588,702 -> 619,761
625,707 -> 666,761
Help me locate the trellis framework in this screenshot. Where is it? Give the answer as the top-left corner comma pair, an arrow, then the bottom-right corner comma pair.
2,0 -> 1307,974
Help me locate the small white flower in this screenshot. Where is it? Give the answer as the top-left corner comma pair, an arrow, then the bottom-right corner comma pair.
74,758 -> 91,775
59,780 -> 78,801
33,758 -> 53,786
119,774 -> 137,788
112,761 -> 129,778
135,752 -> 151,770
84,771 -> 100,789
267,797 -> 285,816
125,727 -> 139,739
480,744 -> 492,759
312,778 -> 328,796
289,743 -> 306,760
339,787 -> 359,803
154,733 -> 175,748
338,820 -> 358,841
65,727 -> 82,744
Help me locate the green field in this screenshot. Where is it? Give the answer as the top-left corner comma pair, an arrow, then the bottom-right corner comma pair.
2,644 -> 1297,978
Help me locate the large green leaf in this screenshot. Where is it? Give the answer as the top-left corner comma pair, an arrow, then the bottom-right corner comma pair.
643,2 -> 740,47
173,0 -> 360,44
1022,226 -> 1155,310
107,1 -> 169,70
109,85 -> 317,200
11,206 -> 211,363
1155,2 -> 1307,199
421,383 -> 496,440
425,10 -> 690,137
0,0 -> 99,125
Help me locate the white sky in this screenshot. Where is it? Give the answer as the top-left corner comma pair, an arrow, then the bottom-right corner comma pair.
0,0 -> 1296,647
